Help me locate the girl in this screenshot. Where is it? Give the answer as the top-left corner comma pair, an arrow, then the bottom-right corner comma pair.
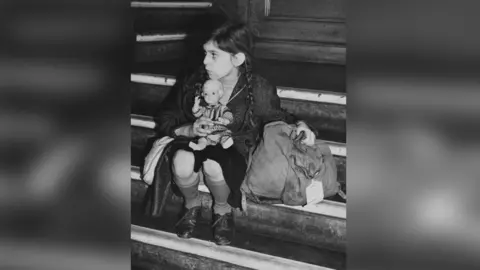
155,22 -> 317,245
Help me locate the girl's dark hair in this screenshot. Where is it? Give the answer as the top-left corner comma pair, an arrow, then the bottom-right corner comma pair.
194,22 -> 256,131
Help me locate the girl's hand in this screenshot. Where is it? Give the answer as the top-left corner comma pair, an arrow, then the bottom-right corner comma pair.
296,121 -> 316,146
215,117 -> 230,125
192,117 -> 215,137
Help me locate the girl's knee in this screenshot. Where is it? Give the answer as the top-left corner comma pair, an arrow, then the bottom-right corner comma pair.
202,159 -> 224,182
172,150 -> 195,179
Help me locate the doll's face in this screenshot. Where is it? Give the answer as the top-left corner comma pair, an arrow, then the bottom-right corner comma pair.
202,80 -> 224,105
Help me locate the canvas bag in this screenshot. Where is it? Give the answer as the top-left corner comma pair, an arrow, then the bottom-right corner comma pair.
243,121 -> 341,206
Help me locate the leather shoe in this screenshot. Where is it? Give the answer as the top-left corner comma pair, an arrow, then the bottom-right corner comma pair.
212,212 -> 234,245
175,206 -> 201,238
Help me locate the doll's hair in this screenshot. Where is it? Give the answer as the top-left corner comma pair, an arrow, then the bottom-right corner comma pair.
203,79 -> 224,91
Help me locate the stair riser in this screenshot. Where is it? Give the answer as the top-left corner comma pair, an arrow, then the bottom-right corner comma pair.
131,202 -> 346,268
130,126 -> 346,187
134,9 -> 223,33
132,240 -> 250,270
135,41 -> 187,62
131,82 -> 346,138
132,180 -> 346,252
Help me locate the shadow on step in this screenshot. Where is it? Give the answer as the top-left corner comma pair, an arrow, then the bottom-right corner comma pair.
131,198 -> 346,269
132,179 -> 346,253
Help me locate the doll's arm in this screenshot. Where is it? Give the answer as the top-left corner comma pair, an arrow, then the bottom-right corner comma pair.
192,97 -> 205,118
193,107 -> 205,118
217,110 -> 233,125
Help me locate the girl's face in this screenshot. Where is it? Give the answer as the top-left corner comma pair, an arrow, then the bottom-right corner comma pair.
203,41 -> 237,80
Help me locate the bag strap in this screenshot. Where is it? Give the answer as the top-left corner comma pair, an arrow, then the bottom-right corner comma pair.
293,130 -> 306,143
336,182 -> 347,200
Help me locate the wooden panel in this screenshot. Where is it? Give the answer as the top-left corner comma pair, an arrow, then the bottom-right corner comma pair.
254,59 -> 346,92
254,40 -> 345,64
134,9 -> 226,33
269,0 -> 345,21
243,0 -> 346,64
251,19 -> 345,44
211,0 -> 241,22
237,0 -> 250,23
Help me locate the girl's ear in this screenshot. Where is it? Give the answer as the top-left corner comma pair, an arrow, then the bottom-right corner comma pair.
231,52 -> 246,67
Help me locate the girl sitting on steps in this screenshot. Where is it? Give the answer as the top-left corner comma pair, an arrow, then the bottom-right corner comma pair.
154,22 -> 317,246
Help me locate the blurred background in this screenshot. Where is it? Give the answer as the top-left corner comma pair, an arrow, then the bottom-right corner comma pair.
0,0 -> 131,269
348,0 -> 480,269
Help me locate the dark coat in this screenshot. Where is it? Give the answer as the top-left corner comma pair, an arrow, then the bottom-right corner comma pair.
143,69 -> 317,216
154,71 -> 302,159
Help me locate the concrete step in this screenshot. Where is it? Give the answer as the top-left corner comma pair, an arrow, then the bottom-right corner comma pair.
130,121 -> 347,198
132,1 -> 213,9
136,32 -> 188,42
131,167 -> 347,253
131,73 -> 346,104
130,72 -> 346,141
132,224 -> 343,269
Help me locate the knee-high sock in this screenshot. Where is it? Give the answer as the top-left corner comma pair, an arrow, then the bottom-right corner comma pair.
175,174 -> 200,209
205,178 -> 232,215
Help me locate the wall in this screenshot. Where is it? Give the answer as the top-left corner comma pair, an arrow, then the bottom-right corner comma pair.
237,0 -> 346,65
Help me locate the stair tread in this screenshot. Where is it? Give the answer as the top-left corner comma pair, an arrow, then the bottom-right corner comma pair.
133,0 -> 211,2
136,30 -> 209,35
131,202 -> 345,269
132,59 -> 346,93
132,1 -> 213,6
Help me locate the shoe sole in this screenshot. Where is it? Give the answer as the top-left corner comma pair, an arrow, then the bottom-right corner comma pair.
214,239 -> 231,246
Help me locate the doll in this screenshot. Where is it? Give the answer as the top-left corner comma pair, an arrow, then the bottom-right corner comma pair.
189,79 -> 234,151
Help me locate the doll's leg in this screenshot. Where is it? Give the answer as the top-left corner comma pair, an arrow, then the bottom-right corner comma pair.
201,133 -> 221,148
189,137 -> 208,151
220,136 -> 233,149
220,133 -> 234,149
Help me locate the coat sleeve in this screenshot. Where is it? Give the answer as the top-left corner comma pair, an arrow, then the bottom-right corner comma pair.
253,77 -> 297,124
154,78 -> 194,138
253,77 -> 319,137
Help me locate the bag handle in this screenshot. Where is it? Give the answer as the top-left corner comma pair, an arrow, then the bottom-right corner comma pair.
294,130 -> 306,143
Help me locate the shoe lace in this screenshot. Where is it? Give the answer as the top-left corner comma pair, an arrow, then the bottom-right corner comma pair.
176,208 -> 197,227
212,214 -> 229,228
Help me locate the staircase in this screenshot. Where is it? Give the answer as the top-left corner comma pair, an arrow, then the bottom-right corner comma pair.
130,1 -> 347,269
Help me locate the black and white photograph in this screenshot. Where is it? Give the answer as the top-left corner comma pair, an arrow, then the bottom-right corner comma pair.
3,0 -> 479,269
130,1 -> 347,269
